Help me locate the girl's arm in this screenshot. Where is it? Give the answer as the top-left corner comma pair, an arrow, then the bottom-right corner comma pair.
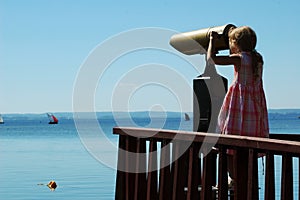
206,31 -> 241,67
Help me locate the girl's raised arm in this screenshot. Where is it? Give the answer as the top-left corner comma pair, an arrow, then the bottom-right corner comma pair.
206,31 -> 241,67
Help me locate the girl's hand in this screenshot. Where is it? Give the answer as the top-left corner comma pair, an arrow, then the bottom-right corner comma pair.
209,31 -> 220,40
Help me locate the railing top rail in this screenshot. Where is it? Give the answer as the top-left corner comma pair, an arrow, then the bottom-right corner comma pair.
113,126 -> 300,154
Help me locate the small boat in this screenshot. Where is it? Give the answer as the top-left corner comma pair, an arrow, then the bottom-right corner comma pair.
0,114 -> 4,124
184,113 -> 190,121
47,113 -> 58,124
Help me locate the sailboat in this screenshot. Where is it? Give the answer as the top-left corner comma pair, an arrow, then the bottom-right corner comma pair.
0,114 -> 4,124
184,113 -> 190,121
47,113 -> 58,124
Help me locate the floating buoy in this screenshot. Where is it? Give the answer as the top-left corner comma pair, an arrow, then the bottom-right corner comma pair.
47,180 -> 57,190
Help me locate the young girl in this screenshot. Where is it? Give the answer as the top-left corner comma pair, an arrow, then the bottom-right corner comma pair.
207,26 -> 269,178
208,26 -> 269,138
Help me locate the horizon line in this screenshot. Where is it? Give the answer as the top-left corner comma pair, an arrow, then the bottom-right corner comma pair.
2,108 -> 300,115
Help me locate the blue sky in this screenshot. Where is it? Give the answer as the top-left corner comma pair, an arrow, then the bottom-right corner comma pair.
1,0 -> 300,113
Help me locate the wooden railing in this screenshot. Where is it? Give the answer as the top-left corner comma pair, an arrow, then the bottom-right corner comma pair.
113,127 -> 300,200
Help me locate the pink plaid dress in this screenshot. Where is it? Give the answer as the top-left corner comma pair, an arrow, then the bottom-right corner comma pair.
218,52 -> 269,138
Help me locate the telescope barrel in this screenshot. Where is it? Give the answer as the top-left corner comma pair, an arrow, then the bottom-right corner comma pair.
170,24 -> 236,55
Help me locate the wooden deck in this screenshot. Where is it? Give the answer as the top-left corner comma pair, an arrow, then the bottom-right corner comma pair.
113,127 -> 300,200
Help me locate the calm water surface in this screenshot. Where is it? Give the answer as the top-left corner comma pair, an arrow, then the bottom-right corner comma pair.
0,111 -> 300,199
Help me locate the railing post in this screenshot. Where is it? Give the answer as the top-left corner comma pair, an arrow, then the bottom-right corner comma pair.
234,148 -> 248,200
247,148 -> 258,200
201,150 -> 217,200
126,136 -> 138,200
265,151 -> 275,200
171,141 -> 189,200
159,139 -> 172,200
186,144 -> 195,200
218,145 -> 228,200
134,138 -> 147,200
186,143 -> 201,200
146,139 -> 158,200
115,135 -> 127,200
171,140 -> 180,200
281,153 -> 293,200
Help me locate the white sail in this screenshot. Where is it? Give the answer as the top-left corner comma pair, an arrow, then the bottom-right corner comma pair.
47,113 -> 53,121
0,114 -> 4,124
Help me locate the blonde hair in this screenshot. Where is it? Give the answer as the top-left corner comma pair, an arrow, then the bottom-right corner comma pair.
229,26 -> 263,79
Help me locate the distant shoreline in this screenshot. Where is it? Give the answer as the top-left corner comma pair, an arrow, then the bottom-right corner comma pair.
2,108 -> 300,115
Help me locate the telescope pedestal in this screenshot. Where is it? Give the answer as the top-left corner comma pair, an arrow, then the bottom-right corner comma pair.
193,64 -> 228,133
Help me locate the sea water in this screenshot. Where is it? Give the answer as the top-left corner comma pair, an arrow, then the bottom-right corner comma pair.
0,110 -> 300,200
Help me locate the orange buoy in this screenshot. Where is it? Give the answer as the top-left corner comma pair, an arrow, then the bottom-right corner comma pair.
47,180 -> 57,190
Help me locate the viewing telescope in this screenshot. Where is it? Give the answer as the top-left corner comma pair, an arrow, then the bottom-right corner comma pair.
169,24 -> 234,132
170,24 -> 236,55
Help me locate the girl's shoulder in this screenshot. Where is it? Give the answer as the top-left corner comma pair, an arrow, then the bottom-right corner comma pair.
240,51 -> 252,57
239,51 -> 253,64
